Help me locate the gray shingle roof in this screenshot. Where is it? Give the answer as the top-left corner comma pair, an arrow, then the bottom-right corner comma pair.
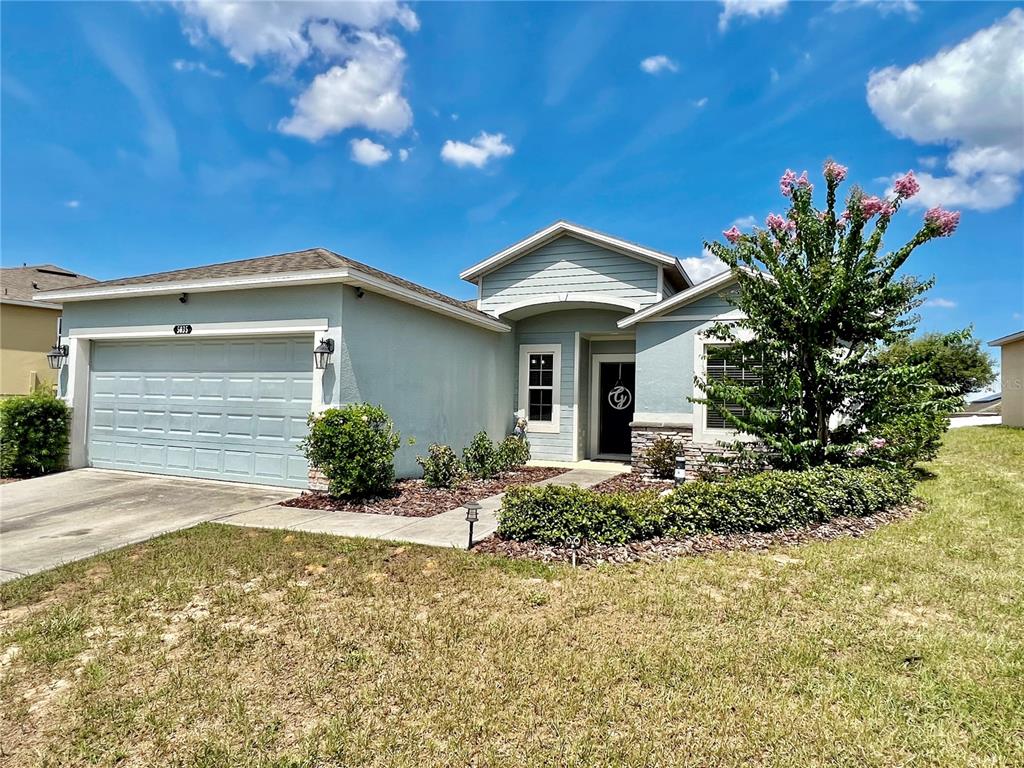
1,264 -> 96,302
71,248 -> 489,320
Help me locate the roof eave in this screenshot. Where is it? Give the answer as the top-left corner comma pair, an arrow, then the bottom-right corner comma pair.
35,267 -> 511,334
617,270 -> 740,328
989,330 -> 1024,347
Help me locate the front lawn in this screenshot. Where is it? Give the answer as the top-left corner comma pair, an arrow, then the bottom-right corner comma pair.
2,427 -> 1021,767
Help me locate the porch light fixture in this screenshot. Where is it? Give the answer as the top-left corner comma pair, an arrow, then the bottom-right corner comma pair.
46,343 -> 69,370
465,501 -> 481,550
312,338 -> 335,370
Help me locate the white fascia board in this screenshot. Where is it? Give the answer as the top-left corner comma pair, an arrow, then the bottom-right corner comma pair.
69,318 -> 330,340
343,267 -> 511,333
989,330 -> 1024,347
459,221 -> 679,281
617,270 -> 740,328
35,268 -> 352,302
1,297 -> 63,310
37,266 -> 510,334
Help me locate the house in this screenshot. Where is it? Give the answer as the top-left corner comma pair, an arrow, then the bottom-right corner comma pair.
990,330 -> 1024,427
959,392 -> 1001,415
35,222 -> 748,489
1,264 -> 95,396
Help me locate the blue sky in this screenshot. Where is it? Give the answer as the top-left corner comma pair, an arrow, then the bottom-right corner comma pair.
2,1 -> 1022,346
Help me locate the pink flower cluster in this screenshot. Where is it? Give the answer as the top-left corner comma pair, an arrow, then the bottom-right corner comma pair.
870,437 -> 887,449
823,160 -> 848,183
860,195 -> 894,219
924,206 -> 960,237
766,213 -> 795,234
722,225 -> 742,244
779,168 -> 812,196
893,171 -> 919,199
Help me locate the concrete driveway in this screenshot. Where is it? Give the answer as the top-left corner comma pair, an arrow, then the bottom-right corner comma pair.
0,469 -> 294,583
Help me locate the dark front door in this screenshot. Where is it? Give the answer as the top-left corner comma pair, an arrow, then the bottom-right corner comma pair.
598,361 -> 635,455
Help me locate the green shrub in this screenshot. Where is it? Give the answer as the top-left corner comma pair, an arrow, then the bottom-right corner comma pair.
463,430 -> 499,479
497,466 -> 914,544
867,412 -> 949,468
498,484 -> 666,545
646,437 -> 678,479
417,444 -> 467,489
301,404 -> 401,497
0,391 -> 71,478
494,435 -> 530,473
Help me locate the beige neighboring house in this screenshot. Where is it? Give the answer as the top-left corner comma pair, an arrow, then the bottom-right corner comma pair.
990,330 -> 1024,428
1,264 -> 96,396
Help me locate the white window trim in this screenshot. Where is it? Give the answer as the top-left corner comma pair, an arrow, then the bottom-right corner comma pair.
519,343 -> 561,434
691,327 -> 758,445
589,352 -> 636,459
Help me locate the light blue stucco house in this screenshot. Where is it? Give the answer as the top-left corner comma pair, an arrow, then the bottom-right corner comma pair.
36,222 -> 745,489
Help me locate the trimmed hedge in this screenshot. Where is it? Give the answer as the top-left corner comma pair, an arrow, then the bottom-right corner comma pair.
0,391 -> 71,478
497,466 -> 914,545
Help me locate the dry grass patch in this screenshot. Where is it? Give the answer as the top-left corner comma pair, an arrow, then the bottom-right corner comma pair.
1,427 -> 1021,767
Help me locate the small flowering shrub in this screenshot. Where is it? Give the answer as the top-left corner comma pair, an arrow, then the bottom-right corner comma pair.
852,412 -> 949,469
417,444 -> 468,489
645,437 -> 679,479
0,391 -> 71,478
301,404 -> 401,497
463,430 -> 499,479
700,159 -> 961,468
494,434 -> 531,473
498,466 -> 914,545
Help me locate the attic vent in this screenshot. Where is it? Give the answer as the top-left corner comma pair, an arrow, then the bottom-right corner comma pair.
36,268 -> 79,277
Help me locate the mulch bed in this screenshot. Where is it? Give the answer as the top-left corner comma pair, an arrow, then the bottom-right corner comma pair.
280,466 -> 569,518
472,502 -> 922,566
589,472 -> 674,495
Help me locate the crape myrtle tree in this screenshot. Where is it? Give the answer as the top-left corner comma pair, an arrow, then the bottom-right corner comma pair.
693,160 -> 962,468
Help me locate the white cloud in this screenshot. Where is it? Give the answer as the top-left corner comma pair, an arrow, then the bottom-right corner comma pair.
64,200 -> 80,209
179,1 -> 418,68
398,148 -> 410,162
769,67 -> 780,83
831,0 -> 919,17
730,215 -> 757,229
640,55 -> 679,74
171,59 -> 224,77
278,33 -> 412,141
350,138 -> 391,166
178,1 -> 417,143
917,155 -> 939,169
718,0 -> 788,32
681,248 -> 729,284
440,132 -> 514,169
694,97 -> 709,108
925,297 -> 957,309
868,9 -> 1024,210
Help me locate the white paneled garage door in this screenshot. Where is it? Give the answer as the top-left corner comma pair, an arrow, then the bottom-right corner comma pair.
87,336 -> 313,488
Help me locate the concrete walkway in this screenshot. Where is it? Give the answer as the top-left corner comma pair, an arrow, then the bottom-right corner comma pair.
220,466 -> 626,548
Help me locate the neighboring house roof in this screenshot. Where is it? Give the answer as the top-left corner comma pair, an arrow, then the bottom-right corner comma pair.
1,264 -> 96,309
459,220 -> 692,289
617,269 -> 740,328
34,248 -> 510,333
989,330 -> 1024,346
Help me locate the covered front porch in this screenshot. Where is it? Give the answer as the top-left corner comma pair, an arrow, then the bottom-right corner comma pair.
507,305 -> 637,463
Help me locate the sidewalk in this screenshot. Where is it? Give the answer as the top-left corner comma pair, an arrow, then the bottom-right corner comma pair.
218,466 -> 625,548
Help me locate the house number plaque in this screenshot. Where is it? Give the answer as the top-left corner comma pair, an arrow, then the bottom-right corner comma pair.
173,324 -> 193,335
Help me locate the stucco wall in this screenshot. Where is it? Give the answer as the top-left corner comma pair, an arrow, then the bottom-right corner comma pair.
0,303 -> 62,395
1000,339 -> 1024,427
339,286 -> 514,476
480,235 -> 661,315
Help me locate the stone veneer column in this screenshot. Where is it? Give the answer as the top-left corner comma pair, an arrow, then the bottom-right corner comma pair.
630,421 -> 743,481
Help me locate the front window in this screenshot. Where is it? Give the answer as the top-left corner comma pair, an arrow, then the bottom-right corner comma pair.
705,345 -> 760,430
519,344 -> 561,433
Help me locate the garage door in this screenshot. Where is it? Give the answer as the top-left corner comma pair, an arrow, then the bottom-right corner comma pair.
87,336 -> 313,488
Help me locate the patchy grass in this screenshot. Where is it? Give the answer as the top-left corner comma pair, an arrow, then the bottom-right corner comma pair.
1,427 -> 1021,767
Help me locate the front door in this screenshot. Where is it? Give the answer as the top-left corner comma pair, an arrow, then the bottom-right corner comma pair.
598,361 -> 635,455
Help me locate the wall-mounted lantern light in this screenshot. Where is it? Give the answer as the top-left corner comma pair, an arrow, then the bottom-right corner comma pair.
312,338 -> 335,370
46,343 -> 69,370
465,500 -> 481,549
